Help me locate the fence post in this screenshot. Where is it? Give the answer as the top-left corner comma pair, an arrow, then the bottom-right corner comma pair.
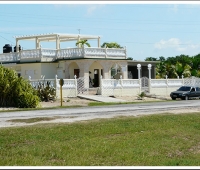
166,75 -> 168,96
74,75 -> 77,96
148,78 -> 151,94
100,75 -> 103,95
137,64 -> 141,79
55,74 -> 58,98
120,75 -> 123,97
148,64 -> 152,79
182,75 -> 184,85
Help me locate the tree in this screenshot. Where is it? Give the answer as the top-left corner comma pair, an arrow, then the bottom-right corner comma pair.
145,57 -> 157,61
76,40 -> 91,47
101,42 -> 122,48
127,57 -> 133,60
158,56 -> 165,61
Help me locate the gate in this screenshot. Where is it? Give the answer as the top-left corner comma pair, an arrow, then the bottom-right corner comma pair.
184,76 -> 200,87
141,77 -> 149,92
77,77 -> 89,95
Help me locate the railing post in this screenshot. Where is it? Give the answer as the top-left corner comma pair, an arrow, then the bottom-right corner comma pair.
82,46 -> 85,58
39,48 -> 42,61
124,46 -> 127,59
105,47 -> 107,58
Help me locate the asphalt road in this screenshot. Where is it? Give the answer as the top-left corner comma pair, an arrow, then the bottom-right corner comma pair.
1,100 -> 200,128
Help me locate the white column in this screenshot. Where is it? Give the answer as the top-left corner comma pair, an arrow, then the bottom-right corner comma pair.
98,36 -> 100,48
78,35 -> 80,48
137,64 -> 141,79
36,37 -> 39,49
148,64 -> 152,79
16,39 -> 19,52
56,35 -> 60,50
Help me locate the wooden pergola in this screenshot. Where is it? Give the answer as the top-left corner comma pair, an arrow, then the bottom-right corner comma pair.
14,33 -> 101,52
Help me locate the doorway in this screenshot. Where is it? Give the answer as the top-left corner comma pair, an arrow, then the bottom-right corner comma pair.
74,69 -> 80,78
93,69 -> 99,87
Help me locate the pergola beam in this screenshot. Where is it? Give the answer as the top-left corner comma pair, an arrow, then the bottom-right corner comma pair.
14,33 -> 101,50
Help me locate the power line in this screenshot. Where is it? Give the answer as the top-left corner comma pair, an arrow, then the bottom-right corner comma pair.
0,35 -> 14,45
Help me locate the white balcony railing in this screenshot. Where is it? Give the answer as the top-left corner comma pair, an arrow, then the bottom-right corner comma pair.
0,47 -> 127,63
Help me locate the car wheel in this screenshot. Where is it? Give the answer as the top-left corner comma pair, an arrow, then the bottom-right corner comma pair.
172,97 -> 176,100
185,96 -> 189,100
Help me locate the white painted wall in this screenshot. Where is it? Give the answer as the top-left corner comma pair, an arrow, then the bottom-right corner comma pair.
41,63 -> 57,79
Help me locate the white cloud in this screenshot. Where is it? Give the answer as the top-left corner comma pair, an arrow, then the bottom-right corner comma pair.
169,4 -> 179,13
53,4 -> 105,16
86,5 -> 105,15
154,38 -> 200,53
154,38 -> 180,49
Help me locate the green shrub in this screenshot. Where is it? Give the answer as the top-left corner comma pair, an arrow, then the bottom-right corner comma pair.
137,91 -> 146,99
0,66 -> 40,108
17,91 -> 40,108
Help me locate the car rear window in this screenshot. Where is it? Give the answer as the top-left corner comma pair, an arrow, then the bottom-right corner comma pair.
177,86 -> 191,91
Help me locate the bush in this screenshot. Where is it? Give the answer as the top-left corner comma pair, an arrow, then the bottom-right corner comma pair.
36,81 -> 56,102
137,91 -> 146,99
0,66 -> 40,108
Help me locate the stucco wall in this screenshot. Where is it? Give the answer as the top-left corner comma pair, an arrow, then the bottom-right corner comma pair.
41,63 -> 57,79
149,87 -> 181,96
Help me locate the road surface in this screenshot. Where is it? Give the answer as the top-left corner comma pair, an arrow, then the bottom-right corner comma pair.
0,100 -> 200,128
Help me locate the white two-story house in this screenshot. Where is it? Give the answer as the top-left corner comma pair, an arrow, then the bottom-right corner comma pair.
0,33 -> 158,89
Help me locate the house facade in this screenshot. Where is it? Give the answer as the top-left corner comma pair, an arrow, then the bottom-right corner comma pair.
0,33 -> 158,89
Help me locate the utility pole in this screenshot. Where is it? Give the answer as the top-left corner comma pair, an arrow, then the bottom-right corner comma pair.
78,29 -> 80,34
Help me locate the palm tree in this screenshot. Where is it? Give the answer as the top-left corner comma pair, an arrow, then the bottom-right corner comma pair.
76,40 -> 91,48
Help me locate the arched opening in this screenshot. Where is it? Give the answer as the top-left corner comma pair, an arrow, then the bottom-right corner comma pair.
110,63 -> 122,79
69,62 -> 80,79
89,61 -> 103,87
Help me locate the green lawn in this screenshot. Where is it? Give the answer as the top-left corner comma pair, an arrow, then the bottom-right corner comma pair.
0,112 -> 200,166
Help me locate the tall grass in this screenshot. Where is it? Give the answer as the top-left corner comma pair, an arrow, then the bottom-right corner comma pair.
0,113 -> 200,166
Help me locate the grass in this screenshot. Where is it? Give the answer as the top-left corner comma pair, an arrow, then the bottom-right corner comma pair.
0,112 -> 200,166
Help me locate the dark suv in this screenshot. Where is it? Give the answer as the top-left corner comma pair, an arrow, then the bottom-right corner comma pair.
170,86 -> 200,100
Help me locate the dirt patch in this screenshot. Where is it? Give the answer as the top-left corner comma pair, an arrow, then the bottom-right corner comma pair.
39,96 -> 169,108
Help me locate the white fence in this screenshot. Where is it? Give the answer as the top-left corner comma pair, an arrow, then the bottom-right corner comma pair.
29,76 -> 200,99
29,76 -> 77,99
100,76 -> 200,97
100,78 -> 141,97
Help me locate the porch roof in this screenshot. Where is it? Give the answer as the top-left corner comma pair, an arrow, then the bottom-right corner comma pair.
128,60 -> 159,66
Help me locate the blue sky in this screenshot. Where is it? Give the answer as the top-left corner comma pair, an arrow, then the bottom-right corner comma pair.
1,1 -> 200,61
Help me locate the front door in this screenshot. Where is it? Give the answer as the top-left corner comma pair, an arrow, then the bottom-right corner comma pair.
74,69 -> 80,79
93,69 -> 99,87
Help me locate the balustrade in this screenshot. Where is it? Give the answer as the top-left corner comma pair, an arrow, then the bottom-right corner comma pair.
0,47 -> 127,63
